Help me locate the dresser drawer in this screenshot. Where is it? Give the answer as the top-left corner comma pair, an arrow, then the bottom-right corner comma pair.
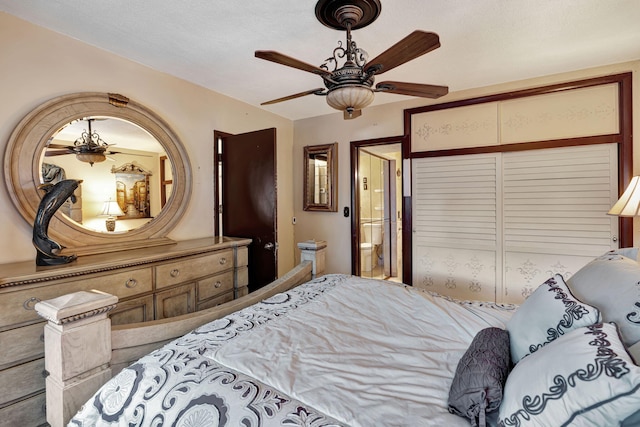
0,358 -> 45,407
0,322 -> 44,370
110,294 -> 155,326
155,283 -> 196,319
197,290 -> 234,311
0,391 -> 46,427
0,267 -> 152,329
197,271 -> 234,302
155,250 -> 233,289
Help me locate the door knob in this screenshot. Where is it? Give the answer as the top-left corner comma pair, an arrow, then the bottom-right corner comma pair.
264,242 -> 275,251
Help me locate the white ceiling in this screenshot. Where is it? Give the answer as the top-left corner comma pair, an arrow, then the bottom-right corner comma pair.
2,0 -> 640,121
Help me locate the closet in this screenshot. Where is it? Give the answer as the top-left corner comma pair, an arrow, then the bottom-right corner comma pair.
406,74 -> 631,304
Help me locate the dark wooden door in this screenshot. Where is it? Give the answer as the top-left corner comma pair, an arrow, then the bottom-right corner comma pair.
221,128 -> 277,292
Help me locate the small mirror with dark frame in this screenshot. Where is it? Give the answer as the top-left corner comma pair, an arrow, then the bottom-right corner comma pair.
303,143 -> 337,212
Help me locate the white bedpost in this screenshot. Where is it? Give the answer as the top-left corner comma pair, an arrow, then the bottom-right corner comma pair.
297,239 -> 327,278
35,290 -> 118,427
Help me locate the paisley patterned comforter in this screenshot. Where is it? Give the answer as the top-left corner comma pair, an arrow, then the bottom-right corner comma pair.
70,274 -> 515,426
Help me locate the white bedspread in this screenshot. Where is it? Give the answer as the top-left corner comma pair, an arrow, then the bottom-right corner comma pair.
70,274 -> 515,426
208,275 -> 514,426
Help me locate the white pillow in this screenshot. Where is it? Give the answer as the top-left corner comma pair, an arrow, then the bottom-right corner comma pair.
567,250 -> 640,348
498,323 -> 640,426
507,274 -> 600,364
629,341 -> 640,364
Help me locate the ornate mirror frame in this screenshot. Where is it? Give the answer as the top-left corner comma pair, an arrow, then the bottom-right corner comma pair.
303,142 -> 338,212
4,92 -> 192,255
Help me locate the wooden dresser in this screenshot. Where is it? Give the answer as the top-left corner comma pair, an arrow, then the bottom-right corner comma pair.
0,236 -> 250,427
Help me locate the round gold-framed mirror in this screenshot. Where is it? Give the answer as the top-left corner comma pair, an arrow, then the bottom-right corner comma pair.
4,92 -> 192,254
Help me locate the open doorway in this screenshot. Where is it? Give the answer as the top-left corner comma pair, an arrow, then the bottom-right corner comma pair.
351,138 -> 403,282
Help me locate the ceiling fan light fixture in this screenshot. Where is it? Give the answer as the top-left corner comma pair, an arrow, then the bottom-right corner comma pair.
256,0 -> 448,119
75,152 -> 107,166
326,85 -> 374,113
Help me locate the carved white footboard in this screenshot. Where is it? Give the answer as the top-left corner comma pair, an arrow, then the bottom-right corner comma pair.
35,240 -> 326,427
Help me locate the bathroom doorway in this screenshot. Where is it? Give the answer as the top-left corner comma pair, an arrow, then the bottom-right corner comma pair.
351,138 -> 403,282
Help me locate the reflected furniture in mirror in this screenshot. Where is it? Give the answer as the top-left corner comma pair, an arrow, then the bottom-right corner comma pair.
0,92 -> 252,425
303,142 -> 338,212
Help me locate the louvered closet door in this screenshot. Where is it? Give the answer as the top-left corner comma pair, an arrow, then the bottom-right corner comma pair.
412,144 -> 619,304
412,154 -> 500,302
502,144 -> 618,303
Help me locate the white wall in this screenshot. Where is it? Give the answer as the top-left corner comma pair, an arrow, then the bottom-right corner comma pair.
0,13 -> 296,274
293,61 -> 640,274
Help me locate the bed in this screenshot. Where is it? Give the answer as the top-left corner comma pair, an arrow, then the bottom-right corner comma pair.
35,243 -> 640,426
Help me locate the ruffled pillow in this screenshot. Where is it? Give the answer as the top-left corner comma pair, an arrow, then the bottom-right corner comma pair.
498,323 -> 640,426
506,274 -> 600,364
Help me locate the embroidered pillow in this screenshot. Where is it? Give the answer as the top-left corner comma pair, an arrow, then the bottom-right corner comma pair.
567,249 -> 640,348
506,274 -> 600,364
448,327 -> 511,427
498,323 -> 640,426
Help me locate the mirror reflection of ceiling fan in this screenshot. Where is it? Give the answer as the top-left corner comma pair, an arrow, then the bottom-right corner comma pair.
45,118 -> 150,166
256,0 -> 448,119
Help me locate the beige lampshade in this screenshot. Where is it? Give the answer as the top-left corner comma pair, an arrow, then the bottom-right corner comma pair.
608,176 -> 640,216
100,200 -> 125,217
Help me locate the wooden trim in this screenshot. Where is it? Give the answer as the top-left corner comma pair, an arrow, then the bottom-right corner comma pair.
404,73 -> 632,116
349,136 -> 404,276
159,155 -> 172,208
213,130 -> 234,237
618,73 -> 634,247
410,134 -> 621,158
403,72 -> 634,283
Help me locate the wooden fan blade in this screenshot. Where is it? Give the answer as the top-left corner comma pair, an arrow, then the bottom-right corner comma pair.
256,51 -> 330,76
261,88 -> 326,105
44,150 -> 73,157
376,81 -> 448,98
46,143 -> 74,149
365,31 -> 440,75
106,151 -> 152,157
344,109 -> 362,120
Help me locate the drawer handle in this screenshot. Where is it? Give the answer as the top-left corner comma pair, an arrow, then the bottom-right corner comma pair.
219,257 -> 227,265
214,281 -> 222,288
23,297 -> 41,310
125,278 -> 138,288
42,369 -> 49,378
170,268 -> 180,278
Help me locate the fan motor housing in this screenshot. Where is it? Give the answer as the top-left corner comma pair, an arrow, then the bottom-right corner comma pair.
315,0 -> 382,30
325,65 -> 374,90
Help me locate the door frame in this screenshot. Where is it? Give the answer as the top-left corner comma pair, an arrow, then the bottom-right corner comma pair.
213,130 -> 232,237
350,135 -> 407,276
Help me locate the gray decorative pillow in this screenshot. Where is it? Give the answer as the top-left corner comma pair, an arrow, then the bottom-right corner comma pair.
507,273 -> 600,364
448,327 -> 511,427
567,249 -> 640,348
498,323 -> 640,426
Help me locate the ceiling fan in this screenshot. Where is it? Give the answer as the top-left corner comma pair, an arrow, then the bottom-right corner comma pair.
45,118 -> 147,166
256,0 -> 448,119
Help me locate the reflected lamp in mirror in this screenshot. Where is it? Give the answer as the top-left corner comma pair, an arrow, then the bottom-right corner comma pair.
303,143 -> 338,212
100,199 -> 125,232
608,176 -> 640,216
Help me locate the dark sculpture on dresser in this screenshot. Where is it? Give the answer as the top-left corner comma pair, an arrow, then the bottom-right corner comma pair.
33,179 -> 81,266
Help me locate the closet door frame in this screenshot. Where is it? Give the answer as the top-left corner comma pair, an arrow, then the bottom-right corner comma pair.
403,72 -> 633,285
